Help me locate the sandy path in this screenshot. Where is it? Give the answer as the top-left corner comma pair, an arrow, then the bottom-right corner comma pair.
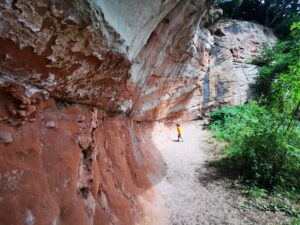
149,121 -> 287,225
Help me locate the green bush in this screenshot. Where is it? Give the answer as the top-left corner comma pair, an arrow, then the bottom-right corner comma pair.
210,103 -> 271,143
253,22 -> 300,108
253,41 -> 295,100
209,103 -> 300,191
291,218 -> 300,225
208,20 -> 300,221
240,128 -> 298,189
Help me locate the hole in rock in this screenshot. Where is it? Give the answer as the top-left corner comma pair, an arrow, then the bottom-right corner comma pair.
214,29 -> 225,37
82,149 -> 92,160
163,18 -> 170,25
79,187 -> 90,199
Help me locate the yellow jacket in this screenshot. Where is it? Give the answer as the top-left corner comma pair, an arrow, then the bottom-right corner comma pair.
177,126 -> 182,135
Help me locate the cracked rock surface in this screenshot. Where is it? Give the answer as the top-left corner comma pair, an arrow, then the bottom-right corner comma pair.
0,0 -> 277,224
0,90 -> 158,225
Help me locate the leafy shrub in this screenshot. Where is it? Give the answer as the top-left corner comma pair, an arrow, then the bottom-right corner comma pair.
240,127 -> 298,189
210,103 -> 270,143
253,22 -> 300,108
291,218 -> 300,225
209,103 -> 300,191
253,41 -> 295,100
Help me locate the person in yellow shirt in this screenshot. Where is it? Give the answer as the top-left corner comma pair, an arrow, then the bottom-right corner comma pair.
176,124 -> 183,142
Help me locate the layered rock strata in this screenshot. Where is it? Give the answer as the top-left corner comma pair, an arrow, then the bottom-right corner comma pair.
132,19 -> 276,120
0,0 -> 276,224
203,20 -> 276,111
0,87 -> 158,225
0,1 -> 276,120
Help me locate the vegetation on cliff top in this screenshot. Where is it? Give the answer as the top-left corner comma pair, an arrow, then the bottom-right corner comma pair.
215,0 -> 300,38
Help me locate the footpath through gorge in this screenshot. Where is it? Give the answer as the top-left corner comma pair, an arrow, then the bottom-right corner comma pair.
144,121 -> 288,225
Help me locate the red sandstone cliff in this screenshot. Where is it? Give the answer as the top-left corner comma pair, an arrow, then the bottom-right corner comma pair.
0,0 -> 276,224
0,87 -> 162,225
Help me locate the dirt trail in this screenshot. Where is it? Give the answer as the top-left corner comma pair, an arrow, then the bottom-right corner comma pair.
148,121 -> 287,225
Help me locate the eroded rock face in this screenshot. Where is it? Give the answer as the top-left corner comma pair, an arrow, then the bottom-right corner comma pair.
0,0 -> 132,113
0,0 -> 277,224
203,20 -> 276,111
0,89 -> 159,225
0,1 -> 275,120
0,0 -> 209,120
132,19 -> 276,120
130,0 -> 211,121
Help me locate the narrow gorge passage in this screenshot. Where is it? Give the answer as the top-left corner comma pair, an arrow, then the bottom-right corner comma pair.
149,121 -> 285,225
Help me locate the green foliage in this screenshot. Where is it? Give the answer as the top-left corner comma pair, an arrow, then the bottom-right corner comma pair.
246,187 -> 267,198
271,23 -> 300,119
274,14 -> 300,39
253,41 -> 295,101
251,44 -> 274,66
240,197 -> 300,218
209,103 -> 300,190
239,186 -> 300,219
240,125 -> 299,189
253,22 -> 300,118
214,0 -> 300,38
209,24 -> 300,190
291,218 -> 300,225
214,0 -> 243,17
291,22 -> 300,37
209,20 -> 300,223
210,103 -> 266,143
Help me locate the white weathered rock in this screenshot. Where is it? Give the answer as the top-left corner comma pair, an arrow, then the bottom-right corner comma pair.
46,121 -> 56,128
90,0 -> 181,59
0,1 -> 276,121
203,20 -> 277,111
0,132 -> 13,144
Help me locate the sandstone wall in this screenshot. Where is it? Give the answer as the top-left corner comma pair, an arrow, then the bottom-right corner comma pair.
0,1 -> 208,224
0,87 -> 160,225
0,0 -> 276,224
130,0 -> 211,121
0,0 -> 210,117
0,1 -> 276,121
130,19 -> 276,120
0,0 -> 132,113
203,20 -> 276,112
